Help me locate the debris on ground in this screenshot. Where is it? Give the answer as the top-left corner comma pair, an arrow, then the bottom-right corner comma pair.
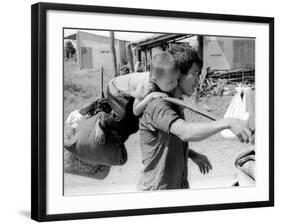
196,67 -> 255,99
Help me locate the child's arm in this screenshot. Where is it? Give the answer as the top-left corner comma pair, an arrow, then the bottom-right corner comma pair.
133,92 -> 168,116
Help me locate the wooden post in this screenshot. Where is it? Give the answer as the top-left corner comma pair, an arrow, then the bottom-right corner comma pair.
109,31 -> 118,77
101,66 -> 104,98
126,44 -> 134,72
76,32 -> 82,70
197,36 -> 204,59
136,48 -> 141,62
144,50 -> 147,71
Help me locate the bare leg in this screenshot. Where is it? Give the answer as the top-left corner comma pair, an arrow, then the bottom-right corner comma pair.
95,119 -> 106,144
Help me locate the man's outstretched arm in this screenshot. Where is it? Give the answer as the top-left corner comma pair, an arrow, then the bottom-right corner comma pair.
170,118 -> 254,143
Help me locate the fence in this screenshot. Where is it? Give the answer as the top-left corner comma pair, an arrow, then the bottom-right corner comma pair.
209,69 -> 255,84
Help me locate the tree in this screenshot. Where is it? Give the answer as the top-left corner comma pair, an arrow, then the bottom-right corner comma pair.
65,41 -> 76,59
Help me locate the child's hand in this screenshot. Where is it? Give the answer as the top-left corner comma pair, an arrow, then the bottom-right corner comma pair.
148,92 -> 169,100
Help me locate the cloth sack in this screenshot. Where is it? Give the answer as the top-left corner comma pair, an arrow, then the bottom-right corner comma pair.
64,112 -> 128,166
65,109 -> 87,129
221,86 -> 255,139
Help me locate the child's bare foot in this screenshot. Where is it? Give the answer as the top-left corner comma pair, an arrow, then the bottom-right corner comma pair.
95,121 -> 106,144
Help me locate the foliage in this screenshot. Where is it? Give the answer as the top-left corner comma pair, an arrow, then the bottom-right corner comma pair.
65,41 -> 76,58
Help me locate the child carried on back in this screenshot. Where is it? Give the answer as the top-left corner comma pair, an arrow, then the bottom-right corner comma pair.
95,51 -> 180,144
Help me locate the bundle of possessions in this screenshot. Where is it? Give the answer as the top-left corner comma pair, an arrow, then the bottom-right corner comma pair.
221,84 -> 255,140
220,85 -> 255,186
64,98 -> 139,166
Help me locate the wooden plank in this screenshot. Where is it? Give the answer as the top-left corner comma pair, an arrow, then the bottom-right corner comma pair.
163,97 -> 220,121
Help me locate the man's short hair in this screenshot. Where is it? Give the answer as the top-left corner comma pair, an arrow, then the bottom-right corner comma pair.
150,51 -> 179,79
168,45 -> 203,75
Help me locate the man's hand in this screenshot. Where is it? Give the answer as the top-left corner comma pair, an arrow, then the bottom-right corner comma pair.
228,118 -> 254,144
189,150 -> 212,174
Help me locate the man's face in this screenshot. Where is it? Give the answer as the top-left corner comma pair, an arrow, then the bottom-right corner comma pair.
178,63 -> 200,96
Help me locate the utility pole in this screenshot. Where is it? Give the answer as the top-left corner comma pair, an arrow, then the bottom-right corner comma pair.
110,31 -> 118,77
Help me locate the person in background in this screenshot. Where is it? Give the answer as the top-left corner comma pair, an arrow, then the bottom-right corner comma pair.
134,61 -> 143,72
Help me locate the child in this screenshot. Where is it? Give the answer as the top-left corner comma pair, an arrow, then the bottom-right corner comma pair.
96,51 -> 180,144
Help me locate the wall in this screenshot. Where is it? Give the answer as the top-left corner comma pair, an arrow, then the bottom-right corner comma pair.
204,37 -> 255,70
204,36 -> 232,69
0,0 -> 279,224
232,38 -> 255,69
77,31 -> 128,71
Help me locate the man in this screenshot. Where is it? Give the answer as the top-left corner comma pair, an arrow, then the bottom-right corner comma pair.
137,47 -> 253,190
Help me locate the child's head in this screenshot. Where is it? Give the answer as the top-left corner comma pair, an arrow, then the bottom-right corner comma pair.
168,45 -> 203,96
150,51 -> 180,93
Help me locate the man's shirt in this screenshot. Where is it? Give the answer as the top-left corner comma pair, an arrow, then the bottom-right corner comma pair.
137,98 -> 189,190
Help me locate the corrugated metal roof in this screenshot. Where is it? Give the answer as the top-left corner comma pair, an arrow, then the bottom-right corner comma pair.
131,34 -> 193,48
64,33 -> 76,40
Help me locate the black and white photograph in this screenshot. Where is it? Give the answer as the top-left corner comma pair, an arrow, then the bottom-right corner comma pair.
30,3 -> 274,221
1,0 -> 279,223
63,29 -> 256,195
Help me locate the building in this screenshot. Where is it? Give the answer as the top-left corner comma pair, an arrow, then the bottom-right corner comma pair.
131,34 -> 255,71
130,34 -> 195,71
203,36 -> 255,70
64,31 -> 129,72
64,31 -> 255,75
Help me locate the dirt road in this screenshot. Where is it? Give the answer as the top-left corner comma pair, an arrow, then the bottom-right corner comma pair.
64,131 -> 253,195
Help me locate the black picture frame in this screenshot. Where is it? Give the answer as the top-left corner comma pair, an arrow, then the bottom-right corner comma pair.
31,2 -> 274,222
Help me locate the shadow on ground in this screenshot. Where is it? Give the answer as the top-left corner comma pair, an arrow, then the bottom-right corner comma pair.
64,149 -> 111,180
